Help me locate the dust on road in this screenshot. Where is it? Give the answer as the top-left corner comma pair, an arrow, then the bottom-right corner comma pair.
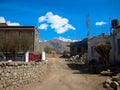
16,57 -> 108,90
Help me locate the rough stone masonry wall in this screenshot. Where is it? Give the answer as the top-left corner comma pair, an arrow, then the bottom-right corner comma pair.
0,61 -> 48,90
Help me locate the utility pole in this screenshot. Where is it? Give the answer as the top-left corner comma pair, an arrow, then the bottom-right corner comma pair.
86,14 -> 91,62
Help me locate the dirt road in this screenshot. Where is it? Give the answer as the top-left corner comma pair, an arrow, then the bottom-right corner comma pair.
16,57 -> 108,90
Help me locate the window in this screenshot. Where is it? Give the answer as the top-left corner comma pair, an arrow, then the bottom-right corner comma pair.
117,39 -> 120,54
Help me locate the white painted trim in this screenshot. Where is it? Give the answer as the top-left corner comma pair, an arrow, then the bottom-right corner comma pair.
42,51 -> 46,61
25,51 -> 29,62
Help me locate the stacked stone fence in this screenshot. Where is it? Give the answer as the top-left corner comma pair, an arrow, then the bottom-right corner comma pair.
0,61 -> 48,90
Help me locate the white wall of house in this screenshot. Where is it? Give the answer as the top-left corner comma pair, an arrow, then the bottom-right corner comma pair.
110,28 -> 120,63
115,32 -> 120,63
88,26 -> 120,64
88,34 -> 109,62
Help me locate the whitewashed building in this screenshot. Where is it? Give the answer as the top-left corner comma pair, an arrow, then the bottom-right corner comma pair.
110,25 -> 120,64
88,19 -> 120,64
88,33 -> 110,62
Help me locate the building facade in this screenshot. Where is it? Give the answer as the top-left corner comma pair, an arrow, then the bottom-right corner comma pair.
88,19 -> 120,64
88,33 -> 110,62
110,25 -> 120,64
0,24 -> 40,61
69,38 -> 88,56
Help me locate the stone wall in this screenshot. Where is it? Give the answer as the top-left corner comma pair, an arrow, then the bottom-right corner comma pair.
0,61 -> 48,90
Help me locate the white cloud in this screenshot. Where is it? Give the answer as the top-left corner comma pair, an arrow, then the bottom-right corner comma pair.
0,16 -> 6,23
96,21 -> 107,26
39,40 -> 47,42
38,23 -> 48,30
0,16 -> 20,26
38,16 -> 46,23
57,37 -> 79,42
7,21 -> 20,26
38,12 -> 76,34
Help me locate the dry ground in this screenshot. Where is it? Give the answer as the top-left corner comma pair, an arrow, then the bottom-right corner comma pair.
16,57 -> 110,90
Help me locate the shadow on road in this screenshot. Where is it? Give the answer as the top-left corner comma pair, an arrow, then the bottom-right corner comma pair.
67,62 -> 120,75
67,63 -> 90,74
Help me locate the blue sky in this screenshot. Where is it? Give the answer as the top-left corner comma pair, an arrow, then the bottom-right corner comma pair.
0,0 -> 120,41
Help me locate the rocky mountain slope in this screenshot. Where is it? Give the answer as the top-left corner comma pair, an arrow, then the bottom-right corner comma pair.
46,39 -> 70,53
40,39 -> 71,53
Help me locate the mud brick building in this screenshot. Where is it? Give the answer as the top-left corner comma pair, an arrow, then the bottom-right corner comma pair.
0,23 -> 40,61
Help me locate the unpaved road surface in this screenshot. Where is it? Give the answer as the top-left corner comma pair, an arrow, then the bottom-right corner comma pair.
16,57 -> 108,90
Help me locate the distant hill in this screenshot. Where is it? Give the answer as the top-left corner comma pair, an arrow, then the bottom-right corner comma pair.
46,39 -> 70,53
40,38 -> 71,53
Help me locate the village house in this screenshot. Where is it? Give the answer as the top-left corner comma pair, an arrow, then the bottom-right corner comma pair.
110,19 -> 120,64
68,38 -> 88,56
0,23 -> 40,62
88,19 -> 120,64
88,33 -> 110,62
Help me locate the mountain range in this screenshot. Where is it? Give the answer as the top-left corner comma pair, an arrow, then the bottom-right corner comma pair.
39,38 -> 72,53
45,39 -> 70,53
